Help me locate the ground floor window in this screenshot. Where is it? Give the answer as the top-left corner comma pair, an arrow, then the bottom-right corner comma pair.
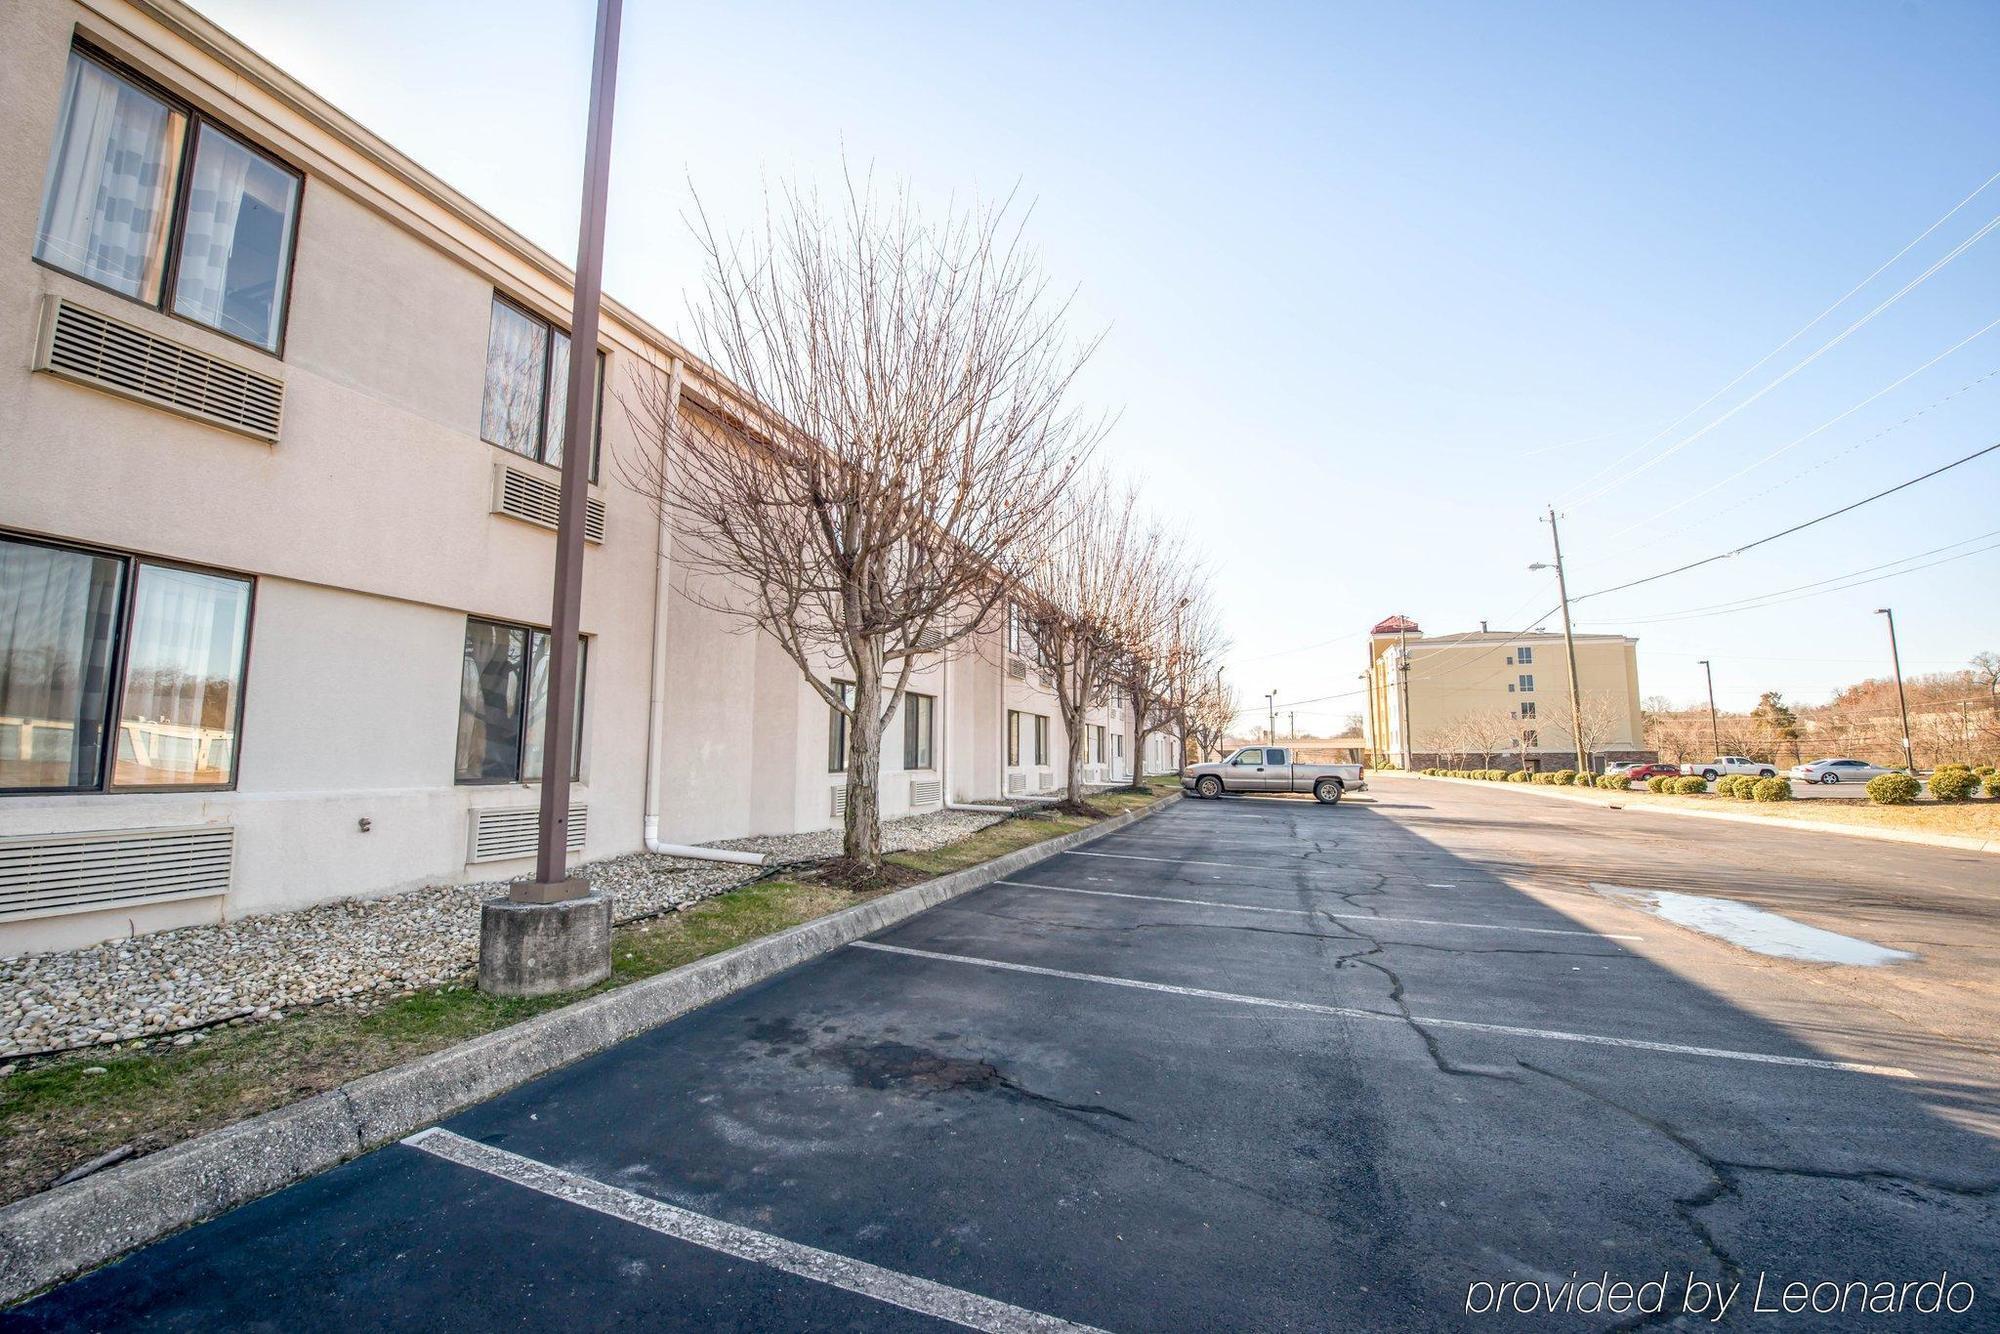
455,617 -> 585,784
903,691 -> 934,770
0,533 -> 252,793
827,680 -> 856,772
1034,715 -> 1049,766
1006,709 -> 1022,767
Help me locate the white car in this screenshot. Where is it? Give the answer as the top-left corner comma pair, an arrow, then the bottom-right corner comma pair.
1681,755 -> 1778,781
1788,757 -> 1894,785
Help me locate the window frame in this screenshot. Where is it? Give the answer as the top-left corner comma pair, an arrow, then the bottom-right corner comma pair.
1006,709 -> 1022,767
827,679 -> 856,773
453,615 -> 587,786
33,42 -> 307,359
1033,714 -> 1049,767
1516,646 -> 1534,664
902,690 -> 935,771
1519,674 -> 1535,692
480,291 -> 607,484
0,529 -> 257,797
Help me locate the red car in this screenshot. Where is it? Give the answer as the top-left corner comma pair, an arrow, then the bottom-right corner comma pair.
1610,762 -> 1678,782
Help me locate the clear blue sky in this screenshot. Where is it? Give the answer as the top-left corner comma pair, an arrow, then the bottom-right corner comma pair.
194,0 -> 2000,725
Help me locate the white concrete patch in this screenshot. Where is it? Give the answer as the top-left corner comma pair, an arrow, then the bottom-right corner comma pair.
402,1129 -> 1107,1333
993,882 -> 1642,940
849,942 -> 1913,1077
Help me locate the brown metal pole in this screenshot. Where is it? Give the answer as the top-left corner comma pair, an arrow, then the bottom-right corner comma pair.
1546,507 -> 1587,775
525,0 -> 623,899
1878,607 -> 1916,771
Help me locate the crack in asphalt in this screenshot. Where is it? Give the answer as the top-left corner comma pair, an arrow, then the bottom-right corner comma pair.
966,904 -> 1632,958
1312,910 -> 1521,1085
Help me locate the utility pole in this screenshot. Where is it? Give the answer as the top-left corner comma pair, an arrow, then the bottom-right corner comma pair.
481,0 -> 623,997
1266,690 -> 1278,747
1534,508 -> 1587,775
1396,622 -> 1413,770
1697,659 -> 1719,755
1172,596 -> 1189,774
1877,608 -> 1916,771
1289,710 -> 1295,740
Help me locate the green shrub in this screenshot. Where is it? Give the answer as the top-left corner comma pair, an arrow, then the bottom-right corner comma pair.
1597,773 -> 1630,790
1986,773 -> 2000,798
1529,772 -> 1552,784
1646,775 -> 1670,793
1866,773 -> 1921,805
1973,764 -> 1995,778
1508,770 -> 1530,783
1752,777 -> 1792,802
1673,776 -> 1708,795
1928,768 -> 1978,803
1552,769 -> 1576,786
1714,775 -> 1738,797
1486,769 -> 1504,781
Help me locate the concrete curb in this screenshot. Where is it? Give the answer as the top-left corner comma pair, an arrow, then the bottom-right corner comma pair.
0,795 -> 1178,1306
1395,774 -> 1997,855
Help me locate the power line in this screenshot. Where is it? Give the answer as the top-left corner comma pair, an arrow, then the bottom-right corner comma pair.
1570,441 -> 2000,605
1603,317 -> 2000,544
1553,166 -> 2000,510
1576,529 -> 2000,626
1565,211 -> 2000,509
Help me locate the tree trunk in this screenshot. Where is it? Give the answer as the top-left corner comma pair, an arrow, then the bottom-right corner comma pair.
1131,722 -> 1155,785
1063,708 -> 1087,803
843,647 -> 885,867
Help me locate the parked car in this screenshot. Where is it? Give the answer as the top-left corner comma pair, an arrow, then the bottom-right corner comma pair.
1610,762 -> 1678,782
1788,757 -> 1894,785
1182,747 -> 1365,804
1680,755 -> 1778,781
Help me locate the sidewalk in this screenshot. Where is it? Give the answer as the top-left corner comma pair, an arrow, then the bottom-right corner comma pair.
1388,772 -> 1999,855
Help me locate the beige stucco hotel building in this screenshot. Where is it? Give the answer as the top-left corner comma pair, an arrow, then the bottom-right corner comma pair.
1362,615 -> 1649,772
0,0 -> 1150,954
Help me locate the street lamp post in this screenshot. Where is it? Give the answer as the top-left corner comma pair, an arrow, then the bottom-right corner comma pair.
1530,506 -> 1587,775
1266,690 -> 1278,746
1172,596 -> 1189,774
479,0 -> 624,997
1877,608 -> 1916,771
1697,659 -> 1719,755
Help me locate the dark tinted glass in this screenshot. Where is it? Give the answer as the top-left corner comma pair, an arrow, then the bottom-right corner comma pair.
0,538 -> 124,789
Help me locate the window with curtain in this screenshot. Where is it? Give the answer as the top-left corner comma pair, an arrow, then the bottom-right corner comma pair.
34,48 -> 301,353
455,618 -> 585,784
1034,715 -> 1049,766
480,294 -> 604,478
1,533 -> 251,794
827,681 -> 856,773
1006,709 -> 1021,767
902,692 -> 934,770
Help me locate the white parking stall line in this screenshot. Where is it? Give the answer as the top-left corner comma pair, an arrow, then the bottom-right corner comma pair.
1064,850 -> 1306,871
849,943 -> 1912,1077
991,882 -> 1641,940
403,1129 -> 1108,1334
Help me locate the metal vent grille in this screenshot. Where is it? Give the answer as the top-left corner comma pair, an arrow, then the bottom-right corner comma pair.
1037,771 -> 1055,792
830,785 -> 848,819
1035,671 -> 1053,690
0,824 -> 234,922
1005,771 -> 1027,795
491,464 -> 607,544
467,804 -> 587,863
909,778 -> 942,808
34,296 -> 283,441
1006,659 -> 1027,681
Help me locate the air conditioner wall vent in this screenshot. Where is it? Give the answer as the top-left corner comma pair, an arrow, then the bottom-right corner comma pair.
34,296 -> 283,440
492,463 -> 606,544
0,824 -> 234,922
468,804 -> 587,863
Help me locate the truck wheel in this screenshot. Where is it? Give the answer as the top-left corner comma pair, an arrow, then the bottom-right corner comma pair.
1197,776 -> 1222,799
1313,778 -> 1342,805
1702,769 -> 1718,781
1758,768 -> 1775,779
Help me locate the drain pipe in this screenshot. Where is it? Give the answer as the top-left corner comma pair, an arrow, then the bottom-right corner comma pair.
942,639 -> 1011,815
639,358 -> 769,869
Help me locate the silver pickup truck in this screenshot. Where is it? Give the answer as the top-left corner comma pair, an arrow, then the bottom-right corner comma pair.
1182,747 -> 1367,804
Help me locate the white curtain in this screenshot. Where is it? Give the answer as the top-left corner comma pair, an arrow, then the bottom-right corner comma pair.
34,52 -> 184,300
0,540 -> 121,788
172,124 -> 298,348
115,566 -> 250,786
480,298 -> 549,458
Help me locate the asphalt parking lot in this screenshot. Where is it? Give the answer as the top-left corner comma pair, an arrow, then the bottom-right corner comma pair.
12,785 -> 1999,1330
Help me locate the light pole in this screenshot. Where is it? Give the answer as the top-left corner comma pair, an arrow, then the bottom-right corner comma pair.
1877,608 -> 1915,771
1266,690 -> 1278,746
480,0 -> 624,997
1530,506 -> 1587,775
1697,659 -> 1719,755
1172,596 -> 1189,774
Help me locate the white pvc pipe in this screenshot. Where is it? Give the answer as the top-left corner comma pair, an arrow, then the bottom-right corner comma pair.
642,831 -> 767,867
946,801 -> 1013,814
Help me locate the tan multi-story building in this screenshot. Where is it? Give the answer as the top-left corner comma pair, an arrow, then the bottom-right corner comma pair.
1362,615 -> 1649,772
0,0 -> 1145,955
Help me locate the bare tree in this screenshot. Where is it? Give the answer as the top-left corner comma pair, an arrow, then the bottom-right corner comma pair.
1972,651 -> 2000,705
1110,549 -> 1217,788
1457,708 -> 1517,769
1186,669 -> 1238,762
1017,480 -> 1158,813
625,173 -> 1097,871
1545,691 -> 1630,772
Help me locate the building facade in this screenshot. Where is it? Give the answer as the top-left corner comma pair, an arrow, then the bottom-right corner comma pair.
0,0 -> 1148,955
1362,615 -> 1650,772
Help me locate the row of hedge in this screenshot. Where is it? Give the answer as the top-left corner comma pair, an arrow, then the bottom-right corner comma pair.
1426,763 -> 2000,806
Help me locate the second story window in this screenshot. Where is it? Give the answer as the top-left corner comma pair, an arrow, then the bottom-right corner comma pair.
481,294 -> 604,478
35,48 -> 302,354
1519,674 -> 1535,692
1516,646 -> 1534,664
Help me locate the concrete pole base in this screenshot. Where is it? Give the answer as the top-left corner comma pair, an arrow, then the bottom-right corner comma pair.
478,889 -> 612,998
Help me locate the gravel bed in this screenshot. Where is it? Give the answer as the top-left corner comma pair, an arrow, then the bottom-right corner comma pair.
0,808 -> 1007,1061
